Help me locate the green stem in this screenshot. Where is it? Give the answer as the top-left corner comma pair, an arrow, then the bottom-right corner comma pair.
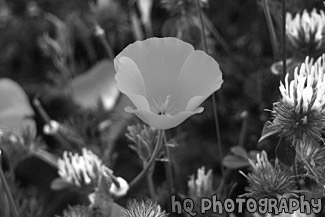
146,164 -> 156,200
196,0 -> 224,174
201,12 -> 234,61
282,0 -> 287,80
129,130 -> 163,188
95,25 -> 115,59
0,151 -> 20,217
262,0 -> 279,58
238,111 -> 248,147
130,8 -> 144,40
33,97 -> 71,150
162,131 -> 175,194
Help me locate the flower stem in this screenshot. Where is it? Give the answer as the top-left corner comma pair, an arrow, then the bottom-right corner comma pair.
94,25 -> 114,59
146,164 -> 157,200
238,111 -> 248,147
282,0 -> 287,80
33,96 -> 71,150
262,0 -> 279,58
162,131 -> 175,194
0,151 -> 20,217
129,129 -> 163,188
196,0 -> 224,174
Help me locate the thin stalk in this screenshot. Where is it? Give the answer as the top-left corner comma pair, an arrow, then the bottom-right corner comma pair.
196,0 -> 224,174
162,131 -> 175,194
238,111 -> 248,147
130,9 -> 144,40
95,25 -> 114,59
201,12 -> 235,61
282,0 -> 287,80
129,130 -> 163,188
33,97 -> 71,150
262,0 -> 279,58
146,164 -> 156,199
0,151 -> 20,217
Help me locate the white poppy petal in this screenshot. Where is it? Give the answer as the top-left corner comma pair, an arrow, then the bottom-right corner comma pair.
115,37 -> 194,105
122,93 -> 151,111
125,107 -> 203,129
115,56 -> 151,111
115,56 -> 147,96
173,50 -> 223,112
186,96 -> 208,111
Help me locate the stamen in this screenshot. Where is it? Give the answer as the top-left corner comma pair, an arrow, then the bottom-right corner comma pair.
152,95 -> 171,115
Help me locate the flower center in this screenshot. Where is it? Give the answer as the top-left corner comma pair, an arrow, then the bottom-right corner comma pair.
152,95 -> 171,115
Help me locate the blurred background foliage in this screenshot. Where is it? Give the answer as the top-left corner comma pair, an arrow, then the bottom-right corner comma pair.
0,0 -> 324,216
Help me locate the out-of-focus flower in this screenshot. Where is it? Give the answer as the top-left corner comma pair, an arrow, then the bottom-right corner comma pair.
272,55 -> 325,143
241,151 -> 296,199
43,120 -> 60,135
161,0 -> 208,15
188,166 -> 213,198
296,142 -> 325,188
114,37 -> 223,129
137,0 -> 153,27
53,148 -> 129,197
126,124 -> 161,162
57,148 -> 103,188
286,9 -> 325,57
122,200 -> 168,217
0,78 -> 36,135
162,14 -> 202,47
37,33 -> 63,59
59,205 -> 91,217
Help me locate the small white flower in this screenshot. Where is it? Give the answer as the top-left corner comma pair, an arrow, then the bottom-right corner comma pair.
43,120 -> 60,135
188,166 -> 213,198
57,148 -> 103,187
286,9 -> 325,56
272,55 -> 325,143
110,177 -> 129,197
279,55 -> 325,114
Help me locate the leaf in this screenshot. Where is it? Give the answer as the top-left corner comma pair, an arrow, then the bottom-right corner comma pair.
0,78 -> 36,135
222,155 -> 250,169
51,178 -> 71,190
65,59 -> 120,111
275,137 -> 296,167
230,146 -> 248,158
258,121 -> 280,143
108,202 -> 125,217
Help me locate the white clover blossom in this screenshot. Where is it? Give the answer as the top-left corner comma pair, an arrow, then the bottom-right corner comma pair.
286,9 -> 325,55
122,200 -> 168,217
273,55 -> 325,143
57,148 -> 103,187
188,166 -> 213,198
241,151 -> 295,199
279,55 -> 325,114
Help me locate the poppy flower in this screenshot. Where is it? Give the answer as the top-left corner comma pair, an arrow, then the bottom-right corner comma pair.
114,37 -> 223,129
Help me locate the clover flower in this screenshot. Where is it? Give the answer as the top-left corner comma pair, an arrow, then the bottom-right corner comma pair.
54,148 -> 129,198
188,166 -> 213,198
241,151 -> 295,199
286,9 -> 325,57
273,55 -> 325,143
59,205 -> 91,217
296,142 -> 325,187
114,37 -> 223,129
122,200 -> 168,217
57,148 -> 103,188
